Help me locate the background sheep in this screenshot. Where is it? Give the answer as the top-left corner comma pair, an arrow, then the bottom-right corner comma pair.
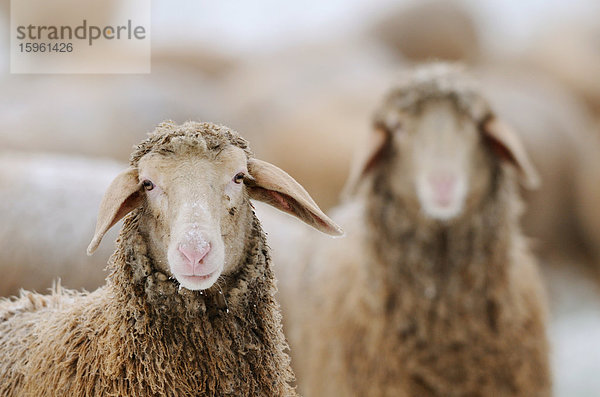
369,0 -> 480,64
0,152 -> 123,296
0,121 -> 341,396
273,64 -> 551,396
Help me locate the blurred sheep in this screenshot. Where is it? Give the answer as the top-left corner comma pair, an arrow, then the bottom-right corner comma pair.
0,152 -> 123,296
275,63 -> 550,396
369,0 -> 481,63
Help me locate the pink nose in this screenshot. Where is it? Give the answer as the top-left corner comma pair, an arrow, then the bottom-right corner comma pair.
178,241 -> 211,270
428,174 -> 456,204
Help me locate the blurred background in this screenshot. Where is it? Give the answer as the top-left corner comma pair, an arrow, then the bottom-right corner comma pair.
1,0 -> 599,395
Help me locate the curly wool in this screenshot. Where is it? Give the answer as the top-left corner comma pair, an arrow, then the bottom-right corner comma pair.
130,121 -> 253,166
0,123 -> 296,396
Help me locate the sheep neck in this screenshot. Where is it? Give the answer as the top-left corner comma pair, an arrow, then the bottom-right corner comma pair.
366,168 -> 521,316
97,210 -> 294,395
106,209 -> 274,326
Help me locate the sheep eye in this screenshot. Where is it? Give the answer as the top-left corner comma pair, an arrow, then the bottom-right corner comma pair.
142,180 -> 155,191
233,172 -> 245,184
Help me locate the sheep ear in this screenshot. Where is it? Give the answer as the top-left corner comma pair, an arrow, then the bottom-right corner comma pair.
342,126 -> 389,196
247,158 -> 343,236
483,118 -> 540,190
87,168 -> 143,255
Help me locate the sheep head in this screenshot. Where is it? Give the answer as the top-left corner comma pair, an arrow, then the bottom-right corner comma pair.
346,63 -> 539,222
87,122 -> 342,290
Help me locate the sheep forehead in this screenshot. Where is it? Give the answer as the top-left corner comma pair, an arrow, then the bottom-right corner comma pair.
138,146 -> 248,188
387,102 -> 480,174
130,121 -> 252,167
415,100 -> 478,139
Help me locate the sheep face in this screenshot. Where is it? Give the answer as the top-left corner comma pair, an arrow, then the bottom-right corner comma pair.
137,145 -> 249,291
87,123 -> 343,292
346,66 -> 539,224
389,100 -> 492,221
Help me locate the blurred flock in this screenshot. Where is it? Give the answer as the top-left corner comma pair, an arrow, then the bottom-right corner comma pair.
0,0 -> 599,395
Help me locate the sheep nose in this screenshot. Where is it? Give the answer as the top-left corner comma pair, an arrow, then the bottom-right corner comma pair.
178,241 -> 211,266
428,173 -> 457,206
429,174 -> 456,194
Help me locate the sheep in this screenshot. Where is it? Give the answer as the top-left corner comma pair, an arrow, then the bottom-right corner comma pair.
0,121 -> 342,396
369,0 -> 480,63
274,63 -> 551,396
0,151 -> 124,296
